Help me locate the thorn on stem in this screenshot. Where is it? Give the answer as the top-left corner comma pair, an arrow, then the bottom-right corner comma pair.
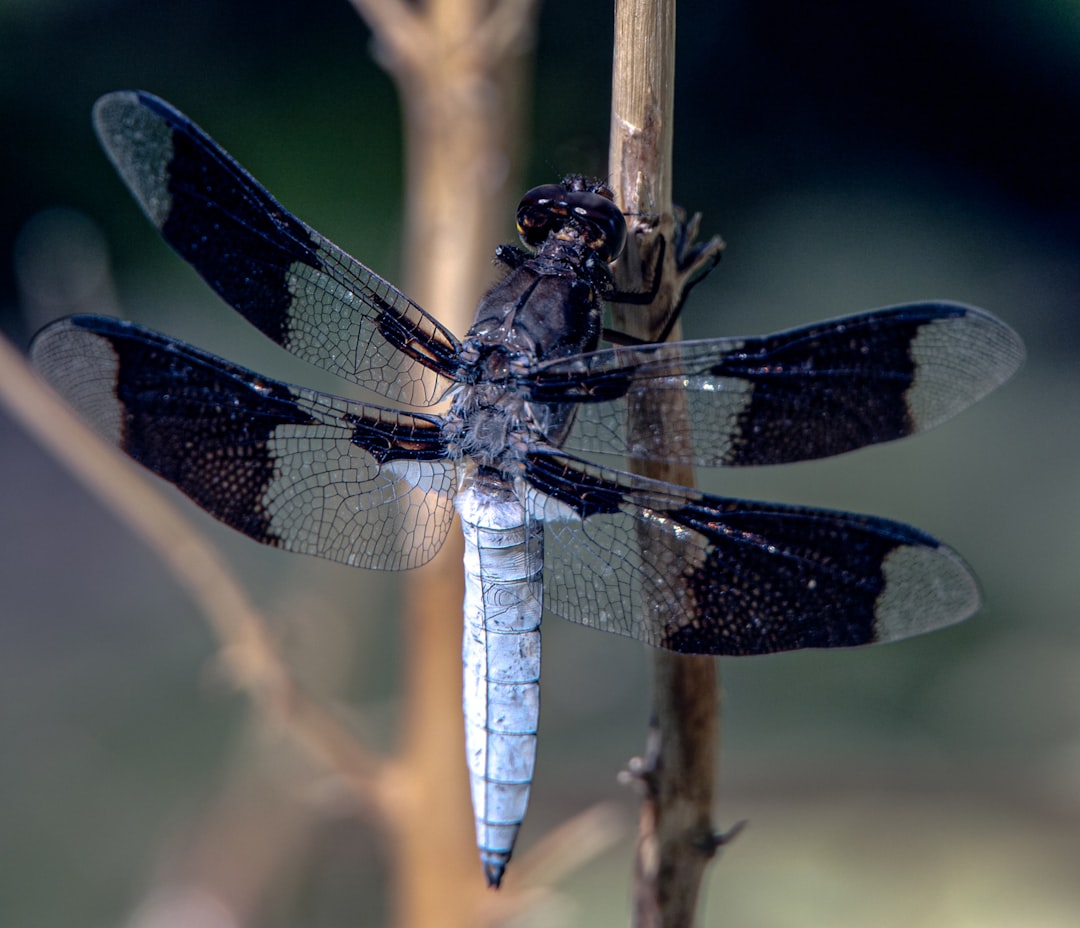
704,819 -> 747,855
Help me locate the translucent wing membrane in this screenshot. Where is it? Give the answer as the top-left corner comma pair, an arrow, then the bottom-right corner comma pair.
523,449 -> 979,655
93,91 -> 463,407
522,303 -> 1025,466
31,316 -> 457,570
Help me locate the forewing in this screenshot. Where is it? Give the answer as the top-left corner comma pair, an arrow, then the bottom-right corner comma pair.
31,316 -> 456,570
522,303 -> 1024,466
523,450 -> 978,655
92,91 -> 462,407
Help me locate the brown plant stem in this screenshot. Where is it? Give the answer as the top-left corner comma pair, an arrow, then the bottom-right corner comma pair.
347,1 -> 540,923
608,1 -> 726,925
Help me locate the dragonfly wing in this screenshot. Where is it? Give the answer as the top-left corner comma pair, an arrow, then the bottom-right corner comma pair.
31,315 -> 457,570
523,303 -> 1023,466
93,91 -> 463,407
522,449 -> 978,655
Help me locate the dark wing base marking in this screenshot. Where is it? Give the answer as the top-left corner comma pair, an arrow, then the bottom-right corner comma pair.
524,450 -> 978,656
31,316 -> 456,570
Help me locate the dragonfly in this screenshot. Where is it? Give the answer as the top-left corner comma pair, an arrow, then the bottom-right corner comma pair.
31,91 -> 1024,888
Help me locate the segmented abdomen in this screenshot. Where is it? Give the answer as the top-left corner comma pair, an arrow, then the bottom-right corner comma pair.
457,476 -> 543,888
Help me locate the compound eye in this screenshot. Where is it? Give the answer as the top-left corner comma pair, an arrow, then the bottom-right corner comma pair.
516,184 -> 570,248
564,190 -> 627,262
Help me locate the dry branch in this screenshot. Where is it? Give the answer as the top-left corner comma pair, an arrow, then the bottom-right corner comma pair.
349,2 -> 542,925
608,1 -> 726,925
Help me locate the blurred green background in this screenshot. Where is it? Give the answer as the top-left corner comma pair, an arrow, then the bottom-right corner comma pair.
2,1 -> 1078,925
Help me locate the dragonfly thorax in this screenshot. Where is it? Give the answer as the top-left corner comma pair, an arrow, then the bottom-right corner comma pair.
445,381 -> 535,471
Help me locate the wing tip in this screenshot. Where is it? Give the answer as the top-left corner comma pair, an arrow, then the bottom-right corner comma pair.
874,539 -> 981,644
906,303 -> 1026,433
29,316 -> 127,449
92,90 -> 175,229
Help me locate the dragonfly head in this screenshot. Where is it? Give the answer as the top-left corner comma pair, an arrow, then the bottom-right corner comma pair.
515,177 -> 627,263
